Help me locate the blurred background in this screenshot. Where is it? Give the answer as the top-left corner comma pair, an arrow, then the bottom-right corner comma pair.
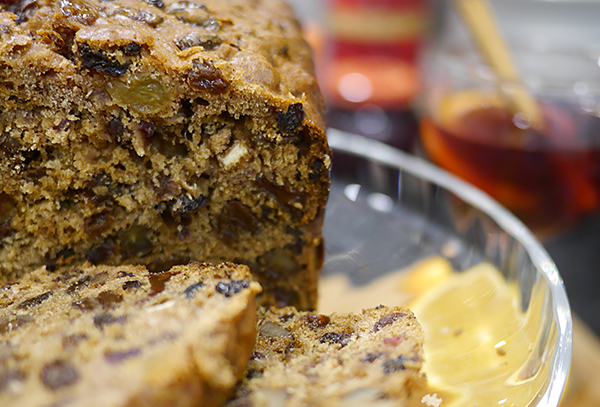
286,0 -> 600,341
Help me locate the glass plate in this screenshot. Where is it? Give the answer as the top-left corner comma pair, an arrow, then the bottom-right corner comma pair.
321,129 -> 572,406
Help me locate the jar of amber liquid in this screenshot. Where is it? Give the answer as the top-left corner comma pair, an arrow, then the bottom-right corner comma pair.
321,0 -> 430,151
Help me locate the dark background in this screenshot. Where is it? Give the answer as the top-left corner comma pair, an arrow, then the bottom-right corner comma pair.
546,217 -> 600,336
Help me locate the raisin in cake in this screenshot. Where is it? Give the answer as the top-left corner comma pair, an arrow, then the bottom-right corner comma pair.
0,262 -> 261,407
228,306 -> 425,407
0,0 -> 330,310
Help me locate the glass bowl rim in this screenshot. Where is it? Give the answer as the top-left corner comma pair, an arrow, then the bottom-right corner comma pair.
327,128 -> 573,406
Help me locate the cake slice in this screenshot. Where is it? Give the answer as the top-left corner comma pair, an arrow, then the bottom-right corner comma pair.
0,0 -> 330,309
0,262 -> 261,407
228,305 -> 426,406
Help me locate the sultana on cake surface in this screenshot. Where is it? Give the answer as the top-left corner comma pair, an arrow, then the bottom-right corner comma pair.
0,262 -> 262,407
0,0 -> 330,310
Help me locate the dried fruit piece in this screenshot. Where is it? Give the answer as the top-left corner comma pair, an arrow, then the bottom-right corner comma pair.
86,240 -> 117,264
254,176 -> 305,219
66,275 -> 91,294
62,333 -> 88,349
383,335 -> 404,346
112,8 -> 163,27
0,315 -> 33,334
44,249 -> 76,272
260,249 -> 302,276
272,286 -> 300,308
122,280 -> 142,290
104,348 -> 141,363
213,201 -> 259,247
165,1 -> 218,28
318,332 -> 351,347
108,74 -> 172,114
250,351 -> 265,360
260,321 -> 290,338
161,193 -> 208,237
0,134 -> 22,153
0,319 -> 11,335
17,291 -> 52,309
3,0 -> 38,24
84,211 -> 114,238
152,175 -> 181,200
119,225 -> 153,257
149,271 -> 175,296
40,359 -> 79,390
183,281 -> 204,299
361,352 -> 383,363
122,42 -> 142,55
142,0 -> 162,8
72,298 -> 99,311
139,121 -> 155,138
277,103 -> 304,134
97,290 -> 123,307
188,59 -> 228,94
175,33 -> 221,51
89,271 -> 109,286
278,313 -> 296,323
382,356 -> 407,374
107,118 -> 126,145
77,188 -> 112,206
310,158 -> 326,182
165,1 -> 204,12
304,314 -> 330,330
215,280 -> 249,297
52,269 -> 81,285
93,313 -> 126,329
146,258 -> 190,273
78,43 -> 130,77
0,193 -> 16,225
59,0 -> 98,25
0,224 -> 13,240
373,313 -> 406,333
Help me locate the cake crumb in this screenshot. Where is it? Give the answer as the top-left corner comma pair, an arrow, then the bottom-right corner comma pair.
422,393 -> 442,406
228,305 -> 425,406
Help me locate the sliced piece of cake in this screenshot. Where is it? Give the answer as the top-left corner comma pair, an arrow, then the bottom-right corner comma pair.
0,0 -> 330,310
228,305 -> 425,407
0,262 -> 261,407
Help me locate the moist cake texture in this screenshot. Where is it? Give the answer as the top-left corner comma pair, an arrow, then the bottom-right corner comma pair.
228,305 -> 426,407
0,262 -> 261,407
0,0 -> 330,309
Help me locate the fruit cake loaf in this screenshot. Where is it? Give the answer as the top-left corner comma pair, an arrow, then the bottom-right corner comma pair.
0,0 -> 330,310
0,261 -> 261,407
228,305 -> 426,406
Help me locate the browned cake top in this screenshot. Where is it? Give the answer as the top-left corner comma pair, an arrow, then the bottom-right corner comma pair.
0,0 -> 325,130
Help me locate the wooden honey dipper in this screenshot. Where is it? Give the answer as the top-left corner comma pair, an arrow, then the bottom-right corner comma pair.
454,0 -> 545,130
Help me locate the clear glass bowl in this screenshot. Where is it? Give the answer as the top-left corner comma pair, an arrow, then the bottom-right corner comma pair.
322,129 -> 572,406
